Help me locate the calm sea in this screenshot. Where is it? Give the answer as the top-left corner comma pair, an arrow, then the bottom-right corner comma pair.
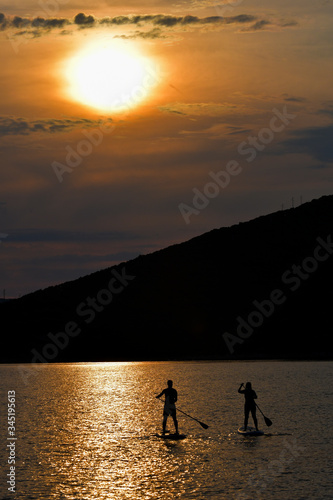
0,361 -> 332,500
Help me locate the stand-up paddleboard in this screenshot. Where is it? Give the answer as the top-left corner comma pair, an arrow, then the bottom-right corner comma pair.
156,433 -> 187,440
238,426 -> 264,436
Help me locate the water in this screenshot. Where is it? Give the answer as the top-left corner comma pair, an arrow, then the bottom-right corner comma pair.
0,361 -> 332,500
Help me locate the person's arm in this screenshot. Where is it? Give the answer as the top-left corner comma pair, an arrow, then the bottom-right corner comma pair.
253,391 -> 257,399
174,389 -> 178,403
156,389 -> 165,399
238,383 -> 245,394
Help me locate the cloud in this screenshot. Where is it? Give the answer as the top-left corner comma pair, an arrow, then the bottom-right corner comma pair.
318,101 -> 333,118
74,12 -> 95,26
0,11 -> 297,37
281,124 -> 333,163
36,251 -> 140,265
115,28 -> 166,40
246,19 -> 271,31
174,0 -> 245,8
241,18 -> 298,32
159,101 -> 241,116
6,229 -> 140,243
5,14 -> 68,30
98,13 -> 257,27
283,95 -> 307,103
0,117 -> 113,136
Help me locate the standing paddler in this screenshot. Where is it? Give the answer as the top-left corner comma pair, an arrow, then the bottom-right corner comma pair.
238,382 -> 259,431
156,380 -> 179,435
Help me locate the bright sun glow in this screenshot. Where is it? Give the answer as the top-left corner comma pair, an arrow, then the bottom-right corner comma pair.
63,41 -> 158,113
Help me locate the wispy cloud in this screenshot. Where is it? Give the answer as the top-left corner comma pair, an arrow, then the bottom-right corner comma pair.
159,101 -> 241,116
241,18 -> 298,32
36,251 -> 140,265
115,28 -> 167,40
0,117 -> 113,136
6,228 -> 140,243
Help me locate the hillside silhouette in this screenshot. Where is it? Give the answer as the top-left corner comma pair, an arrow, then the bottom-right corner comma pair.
1,195 -> 333,363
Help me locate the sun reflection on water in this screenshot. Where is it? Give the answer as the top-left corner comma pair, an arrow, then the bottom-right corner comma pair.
0,361 -> 330,499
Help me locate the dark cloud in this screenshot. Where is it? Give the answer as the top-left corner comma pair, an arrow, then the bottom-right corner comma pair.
0,12 -> 68,31
225,14 -> 257,24
98,13 -> 255,27
99,15 -> 132,26
127,13 -> 257,27
159,106 -> 187,115
151,15 -> 183,27
31,17 -> 68,29
318,102 -> 333,118
74,12 -> 95,26
247,20 -> 271,31
282,124 -> 333,163
0,11 -> 296,36
283,95 -> 306,103
11,16 -> 31,28
0,117 -> 113,136
7,229 -> 139,243
36,251 -> 140,265
280,20 -> 298,28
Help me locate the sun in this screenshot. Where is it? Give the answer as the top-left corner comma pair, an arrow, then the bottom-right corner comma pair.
63,40 -> 159,113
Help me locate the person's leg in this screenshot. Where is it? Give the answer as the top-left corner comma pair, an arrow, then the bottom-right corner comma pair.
244,405 -> 249,430
163,414 -> 168,435
251,407 -> 258,431
172,411 -> 179,434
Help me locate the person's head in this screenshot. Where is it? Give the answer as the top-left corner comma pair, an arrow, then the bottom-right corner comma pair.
245,382 -> 252,390
167,380 -> 173,387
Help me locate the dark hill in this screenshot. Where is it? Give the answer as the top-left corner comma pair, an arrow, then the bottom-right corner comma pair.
1,195 -> 333,362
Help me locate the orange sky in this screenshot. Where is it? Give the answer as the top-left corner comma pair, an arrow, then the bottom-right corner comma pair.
0,0 -> 332,296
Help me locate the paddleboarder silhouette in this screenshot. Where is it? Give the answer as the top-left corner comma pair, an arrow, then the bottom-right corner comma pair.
156,380 -> 179,435
238,382 -> 259,431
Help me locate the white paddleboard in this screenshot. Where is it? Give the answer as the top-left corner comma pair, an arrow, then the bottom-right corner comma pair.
237,426 -> 264,436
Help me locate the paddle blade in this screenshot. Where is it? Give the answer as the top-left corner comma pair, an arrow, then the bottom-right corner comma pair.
264,417 -> 273,427
199,421 -> 209,429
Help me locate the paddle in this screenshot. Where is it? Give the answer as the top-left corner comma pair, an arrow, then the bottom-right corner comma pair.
255,402 -> 272,427
176,407 -> 209,430
157,398 -> 209,429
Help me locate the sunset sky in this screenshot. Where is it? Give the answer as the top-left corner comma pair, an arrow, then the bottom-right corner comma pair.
0,0 -> 332,297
